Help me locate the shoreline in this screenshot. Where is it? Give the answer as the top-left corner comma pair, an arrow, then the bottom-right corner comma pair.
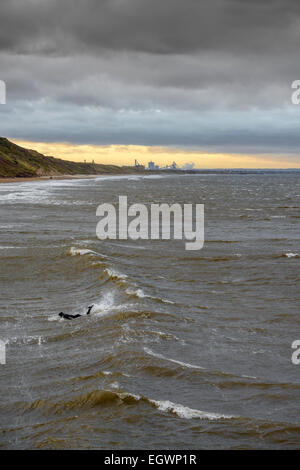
0,171 -> 175,184
0,174 -> 104,184
1,168 -> 299,184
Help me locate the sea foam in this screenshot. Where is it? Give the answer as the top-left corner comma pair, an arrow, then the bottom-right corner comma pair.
149,399 -> 234,420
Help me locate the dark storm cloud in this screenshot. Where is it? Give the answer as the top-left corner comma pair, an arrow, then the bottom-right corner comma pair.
1,0 -> 300,155
1,0 -> 300,55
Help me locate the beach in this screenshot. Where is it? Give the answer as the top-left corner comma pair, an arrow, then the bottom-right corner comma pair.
0,175 -> 101,184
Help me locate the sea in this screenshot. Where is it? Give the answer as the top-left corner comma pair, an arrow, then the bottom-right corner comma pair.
0,173 -> 299,449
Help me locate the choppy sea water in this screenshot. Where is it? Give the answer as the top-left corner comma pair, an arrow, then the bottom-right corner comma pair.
0,173 -> 299,449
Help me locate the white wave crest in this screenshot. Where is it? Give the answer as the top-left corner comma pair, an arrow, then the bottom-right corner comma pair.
92,292 -> 117,317
144,347 -> 204,370
70,247 -> 94,256
150,399 -> 234,420
70,246 -> 107,258
117,391 -> 233,421
48,314 -> 60,322
126,288 -> 147,298
105,268 -> 128,281
284,252 -> 299,258
92,292 -> 133,319
126,288 -> 175,304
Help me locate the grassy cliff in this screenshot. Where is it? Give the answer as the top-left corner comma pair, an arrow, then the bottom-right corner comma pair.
0,138 -> 139,177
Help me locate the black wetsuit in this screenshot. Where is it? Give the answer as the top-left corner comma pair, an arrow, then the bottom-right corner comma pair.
59,305 -> 94,320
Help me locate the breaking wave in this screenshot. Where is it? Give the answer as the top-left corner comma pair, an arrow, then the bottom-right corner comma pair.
69,246 -> 107,258
18,389 -> 234,421
283,252 -> 299,258
126,288 -> 175,304
104,268 -> 128,281
150,399 -> 234,420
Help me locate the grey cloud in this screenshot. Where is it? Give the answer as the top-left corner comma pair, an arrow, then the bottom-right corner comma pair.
1,0 -> 300,158
1,0 -> 300,55
0,51 -> 296,111
1,100 -> 300,157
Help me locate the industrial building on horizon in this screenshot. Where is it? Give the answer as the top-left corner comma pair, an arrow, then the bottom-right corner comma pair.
147,161 -> 177,170
134,159 -> 178,171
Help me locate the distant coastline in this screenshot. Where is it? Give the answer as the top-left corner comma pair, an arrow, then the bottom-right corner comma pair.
0,137 -> 149,179
1,169 -> 300,185
1,137 -> 300,182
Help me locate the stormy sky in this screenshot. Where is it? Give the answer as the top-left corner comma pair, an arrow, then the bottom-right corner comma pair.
1,0 -> 300,163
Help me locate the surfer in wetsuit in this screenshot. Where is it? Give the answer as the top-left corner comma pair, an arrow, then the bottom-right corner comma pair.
58,305 -> 94,320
